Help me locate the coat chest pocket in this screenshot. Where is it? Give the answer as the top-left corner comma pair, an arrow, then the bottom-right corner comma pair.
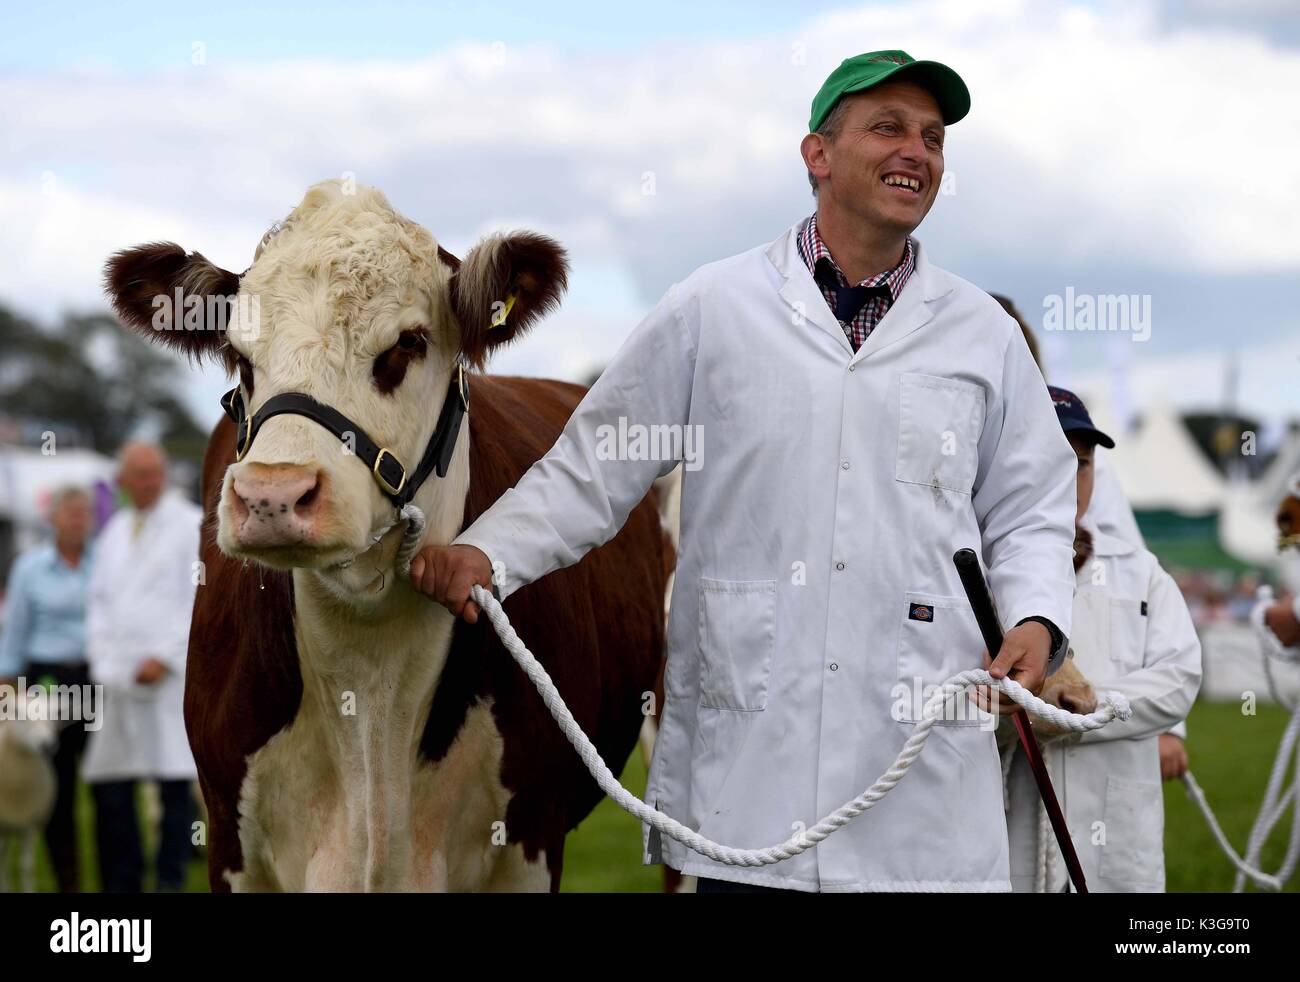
895,592 -> 989,726
1098,774 -> 1164,888
697,578 -> 776,711
896,373 -> 985,495
1108,598 -> 1148,669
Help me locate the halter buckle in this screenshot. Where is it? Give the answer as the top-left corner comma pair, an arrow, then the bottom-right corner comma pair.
373,448 -> 408,498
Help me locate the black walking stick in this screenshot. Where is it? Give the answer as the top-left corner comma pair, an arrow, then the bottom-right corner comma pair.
953,548 -> 1088,894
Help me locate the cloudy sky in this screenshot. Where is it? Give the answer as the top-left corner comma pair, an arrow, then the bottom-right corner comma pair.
3,0 -> 1298,433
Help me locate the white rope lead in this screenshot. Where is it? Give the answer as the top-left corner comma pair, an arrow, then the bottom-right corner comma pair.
1229,592 -> 1300,891
393,504 -> 426,576
470,583 -> 1131,868
335,503 -> 427,578
1181,771 -> 1288,892
1172,590 -> 1300,892
1230,686 -> 1300,892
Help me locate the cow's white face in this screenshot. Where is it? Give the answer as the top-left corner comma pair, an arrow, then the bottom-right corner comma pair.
106,179 -> 568,587
219,183 -> 457,571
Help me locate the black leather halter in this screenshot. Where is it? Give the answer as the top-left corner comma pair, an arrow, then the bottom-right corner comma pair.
219,364 -> 469,509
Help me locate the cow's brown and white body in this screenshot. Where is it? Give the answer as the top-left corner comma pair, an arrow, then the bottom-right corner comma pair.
107,182 -> 671,891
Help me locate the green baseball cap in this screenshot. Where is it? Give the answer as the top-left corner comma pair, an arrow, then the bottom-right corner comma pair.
809,50 -> 970,131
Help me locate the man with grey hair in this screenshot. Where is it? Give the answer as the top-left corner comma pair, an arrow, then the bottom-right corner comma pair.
83,441 -> 201,892
0,484 -> 96,891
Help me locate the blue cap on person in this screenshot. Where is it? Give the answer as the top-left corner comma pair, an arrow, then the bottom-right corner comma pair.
1048,385 -> 1115,449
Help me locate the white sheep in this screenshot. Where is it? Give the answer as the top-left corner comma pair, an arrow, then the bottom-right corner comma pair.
0,716 -> 58,892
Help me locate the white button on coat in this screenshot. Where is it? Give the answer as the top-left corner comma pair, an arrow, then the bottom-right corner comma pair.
456,221 -> 1077,891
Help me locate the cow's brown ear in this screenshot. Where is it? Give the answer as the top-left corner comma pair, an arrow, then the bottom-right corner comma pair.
450,232 -> 568,369
104,242 -> 240,363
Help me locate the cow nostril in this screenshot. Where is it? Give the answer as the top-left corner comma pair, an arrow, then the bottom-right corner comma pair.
295,478 -> 322,516
1059,688 -> 1098,716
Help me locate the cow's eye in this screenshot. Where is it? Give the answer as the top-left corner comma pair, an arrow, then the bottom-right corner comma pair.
373,328 -> 429,394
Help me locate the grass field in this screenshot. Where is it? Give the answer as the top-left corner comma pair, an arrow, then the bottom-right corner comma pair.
1165,700 -> 1297,892
10,698 -> 1295,893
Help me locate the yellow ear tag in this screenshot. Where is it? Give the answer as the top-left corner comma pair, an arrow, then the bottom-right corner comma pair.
491,293 -> 518,329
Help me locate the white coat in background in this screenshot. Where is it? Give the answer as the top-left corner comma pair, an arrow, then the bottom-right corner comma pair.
456,221 -> 1078,891
1089,448 -> 1192,744
1004,516 -> 1203,892
1091,450 -> 1145,549
82,490 -> 201,783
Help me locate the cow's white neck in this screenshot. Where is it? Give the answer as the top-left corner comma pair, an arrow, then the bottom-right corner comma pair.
280,425 -> 472,890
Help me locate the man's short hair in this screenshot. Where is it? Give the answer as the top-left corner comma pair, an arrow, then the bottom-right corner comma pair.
807,97 -> 854,196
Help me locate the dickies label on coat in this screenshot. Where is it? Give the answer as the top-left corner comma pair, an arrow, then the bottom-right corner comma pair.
908,602 -> 934,622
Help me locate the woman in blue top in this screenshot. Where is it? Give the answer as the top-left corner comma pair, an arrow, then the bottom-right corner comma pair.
0,485 -> 95,892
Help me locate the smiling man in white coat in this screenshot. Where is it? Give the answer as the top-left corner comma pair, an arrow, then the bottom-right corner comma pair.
411,50 -> 1078,892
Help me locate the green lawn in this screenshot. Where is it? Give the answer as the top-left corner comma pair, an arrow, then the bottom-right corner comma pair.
9,699 -> 1294,892
19,781 -> 209,893
1165,700 -> 1298,892
560,748 -> 662,892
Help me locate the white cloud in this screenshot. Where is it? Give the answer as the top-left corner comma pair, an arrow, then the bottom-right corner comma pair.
1,0 -> 1296,432
0,178 -> 261,316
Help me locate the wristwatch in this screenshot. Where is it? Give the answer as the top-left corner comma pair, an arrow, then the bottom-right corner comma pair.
1016,615 -> 1067,673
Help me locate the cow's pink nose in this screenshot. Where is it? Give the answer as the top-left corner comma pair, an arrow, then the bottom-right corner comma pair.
229,465 -> 324,547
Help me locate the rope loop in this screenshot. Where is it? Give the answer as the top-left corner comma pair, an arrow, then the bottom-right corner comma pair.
469,583 -> 1130,868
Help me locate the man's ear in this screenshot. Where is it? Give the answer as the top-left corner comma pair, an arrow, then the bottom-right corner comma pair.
801,132 -> 831,187
449,231 -> 568,369
104,242 -> 240,363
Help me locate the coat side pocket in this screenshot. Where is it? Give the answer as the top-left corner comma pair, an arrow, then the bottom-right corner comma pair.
896,372 -> 984,494
895,591 -> 992,727
697,577 -> 776,712
1098,774 -> 1165,888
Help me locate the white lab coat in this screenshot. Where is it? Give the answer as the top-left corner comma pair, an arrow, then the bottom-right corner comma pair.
82,491 -> 201,782
1090,450 -> 1194,745
1004,519 -> 1202,892
1091,451 -> 1145,549
455,221 -> 1077,891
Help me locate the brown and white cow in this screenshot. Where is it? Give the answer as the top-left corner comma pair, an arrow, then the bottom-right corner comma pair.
105,180 -> 671,891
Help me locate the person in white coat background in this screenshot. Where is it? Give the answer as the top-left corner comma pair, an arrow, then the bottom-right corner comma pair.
0,485 -> 96,892
411,50 -> 1079,892
1262,472 -> 1300,649
1003,387 -> 1202,892
83,442 -> 201,892
993,294 -> 1193,784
